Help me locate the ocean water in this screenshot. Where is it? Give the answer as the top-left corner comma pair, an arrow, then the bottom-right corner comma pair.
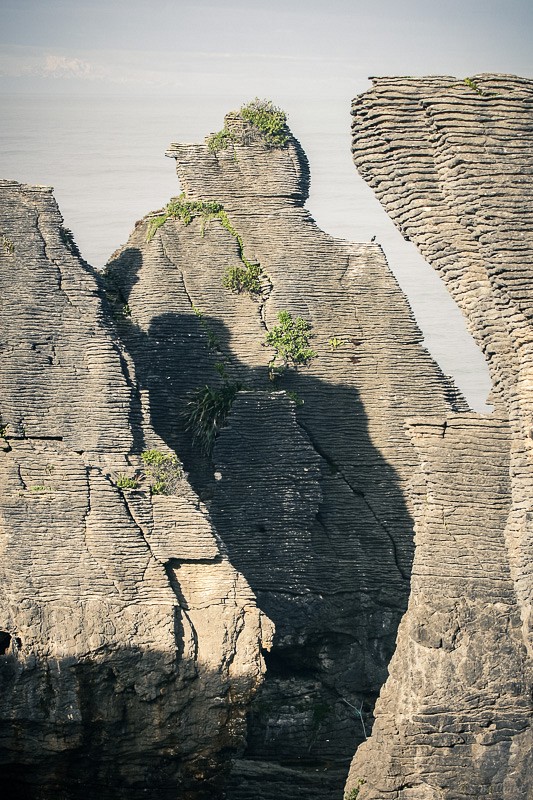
0,92 -> 492,410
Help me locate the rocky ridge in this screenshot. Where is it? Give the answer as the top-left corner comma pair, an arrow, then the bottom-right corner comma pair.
2,87 -> 529,800
105,107 -> 464,797
346,73 -> 533,799
0,180 -> 271,799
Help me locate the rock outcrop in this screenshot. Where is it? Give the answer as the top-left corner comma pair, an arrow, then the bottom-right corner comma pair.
346,74 -> 533,799
5,86 -> 530,800
105,107 -> 464,797
0,180 -> 271,799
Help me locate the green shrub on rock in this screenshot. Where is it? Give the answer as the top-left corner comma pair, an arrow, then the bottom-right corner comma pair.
222,263 -> 261,295
206,98 -> 288,152
141,449 -> 183,495
265,311 -> 317,377
240,98 -> 288,147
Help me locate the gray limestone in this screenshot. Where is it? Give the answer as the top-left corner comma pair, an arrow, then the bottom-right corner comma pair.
346,73 -> 533,799
105,109 -> 463,797
0,180 -> 270,799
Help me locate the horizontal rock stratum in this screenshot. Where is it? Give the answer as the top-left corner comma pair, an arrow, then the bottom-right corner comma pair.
346,73 -> 533,800
0,179 -> 271,799
105,102 -> 463,798
1,86 -> 532,799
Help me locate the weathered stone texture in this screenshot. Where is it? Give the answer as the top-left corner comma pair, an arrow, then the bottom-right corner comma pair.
106,111 -> 464,797
347,415 -> 531,798
0,181 -> 269,799
347,74 -> 533,798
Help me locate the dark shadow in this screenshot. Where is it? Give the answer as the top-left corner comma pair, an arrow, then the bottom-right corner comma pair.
95,248 -> 147,455
105,297 -> 416,798
0,643 -> 251,800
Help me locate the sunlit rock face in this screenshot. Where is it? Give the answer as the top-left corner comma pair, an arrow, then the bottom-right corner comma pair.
106,105 -> 461,798
0,180 -> 270,800
346,74 -> 533,799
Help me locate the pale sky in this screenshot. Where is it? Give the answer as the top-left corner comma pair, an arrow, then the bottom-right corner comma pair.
1,0 -> 532,100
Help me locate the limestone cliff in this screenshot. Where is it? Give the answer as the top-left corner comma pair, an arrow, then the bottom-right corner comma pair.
0,180 -> 271,799
346,74 -> 533,799
105,106 -> 464,797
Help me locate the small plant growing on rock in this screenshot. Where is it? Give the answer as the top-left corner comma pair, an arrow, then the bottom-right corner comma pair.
184,381 -> 243,455
115,473 -> 139,490
329,336 -> 344,351
240,98 -> 288,147
207,127 -> 235,152
1,235 -> 15,255
463,77 -> 485,95
265,311 -> 317,377
166,196 -> 224,226
207,98 -> 288,152
286,391 -> 304,406
223,263 -> 261,295
344,779 -> 366,800
145,195 -> 225,242
145,214 -> 167,241
192,306 -> 223,351
141,450 -> 183,495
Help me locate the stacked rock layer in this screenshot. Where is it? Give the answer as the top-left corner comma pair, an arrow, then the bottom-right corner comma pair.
105,111 -> 463,798
0,180 -> 270,800
347,74 -> 533,799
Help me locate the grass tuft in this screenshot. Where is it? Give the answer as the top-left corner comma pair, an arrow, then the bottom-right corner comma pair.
141,449 -> 183,495
184,381 -> 242,455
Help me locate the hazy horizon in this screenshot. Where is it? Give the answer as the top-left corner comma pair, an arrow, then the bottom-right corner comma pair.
1,0 -> 532,102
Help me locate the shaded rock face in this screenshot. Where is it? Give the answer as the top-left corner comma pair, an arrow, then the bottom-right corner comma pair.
0,181 -> 270,799
347,74 -> 533,799
105,110 -> 462,797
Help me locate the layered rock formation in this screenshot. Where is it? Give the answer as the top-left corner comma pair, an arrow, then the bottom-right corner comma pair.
4,85 -> 530,800
346,74 -> 533,799
105,108 -> 464,797
0,180 -> 271,799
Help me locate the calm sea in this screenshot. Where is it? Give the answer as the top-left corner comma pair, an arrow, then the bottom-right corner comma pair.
0,92 -> 491,410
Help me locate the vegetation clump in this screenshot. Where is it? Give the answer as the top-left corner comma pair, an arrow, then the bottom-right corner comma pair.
207,98 -> 288,152
265,311 -> 317,377
463,77 -> 484,95
207,127 -> 235,152
146,195 -> 224,242
329,336 -> 344,351
344,779 -> 366,800
286,391 -> 304,406
184,381 -> 243,455
222,263 -> 261,295
115,473 -> 139,490
192,306 -> 222,351
1,235 -> 15,255
145,214 -> 167,241
240,98 -> 289,147
141,449 -> 183,495
217,211 -> 263,297
166,196 -> 224,226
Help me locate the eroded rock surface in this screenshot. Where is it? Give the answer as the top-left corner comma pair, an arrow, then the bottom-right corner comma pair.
105,109 -> 464,797
347,74 -> 533,799
0,180 -> 270,799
